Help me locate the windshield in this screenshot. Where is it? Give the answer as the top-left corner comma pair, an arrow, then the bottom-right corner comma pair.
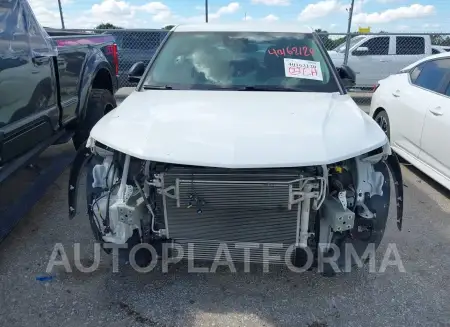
142,31 -> 340,93
333,36 -> 366,53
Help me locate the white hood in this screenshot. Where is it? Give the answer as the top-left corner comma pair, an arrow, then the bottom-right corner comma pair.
89,90 -> 387,168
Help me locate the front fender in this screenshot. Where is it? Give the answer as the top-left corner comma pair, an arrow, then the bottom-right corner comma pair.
68,142 -> 93,219
385,152 -> 404,230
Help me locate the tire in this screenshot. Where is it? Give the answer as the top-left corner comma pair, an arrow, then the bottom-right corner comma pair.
73,89 -> 116,150
374,110 -> 390,140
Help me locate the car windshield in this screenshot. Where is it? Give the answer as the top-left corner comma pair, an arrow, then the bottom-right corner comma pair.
142,31 -> 340,93
333,36 -> 366,53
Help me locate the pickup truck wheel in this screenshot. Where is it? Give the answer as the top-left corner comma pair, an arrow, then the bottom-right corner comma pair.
73,89 -> 116,150
374,110 -> 390,140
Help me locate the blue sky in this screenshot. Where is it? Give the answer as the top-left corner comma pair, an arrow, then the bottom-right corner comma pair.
29,0 -> 449,32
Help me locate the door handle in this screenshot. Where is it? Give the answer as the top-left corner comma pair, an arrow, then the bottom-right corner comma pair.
429,107 -> 444,116
32,56 -> 50,65
392,90 -> 400,97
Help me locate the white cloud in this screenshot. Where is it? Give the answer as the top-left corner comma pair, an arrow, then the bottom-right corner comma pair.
377,0 -> 405,3
139,2 -> 172,22
296,0 -> 367,21
422,23 -> 440,32
251,0 -> 290,6
423,23 -> 440,28
298,0 -> 344,21
91,0 -> 133,17
210,2 -> 240,19
352,0 -> 367,14
57,0 -> 240,28
353,4 -> 435,24
151,2 -> 240,25
139,2 -> 169,13
152,10 -> 173,22
243,15 -> 253,21
396,24 -> 409,31
28,0 -> 64,27
263,14 -> 279,21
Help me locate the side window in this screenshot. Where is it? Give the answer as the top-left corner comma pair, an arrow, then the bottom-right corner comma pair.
446,83 -> 450,96
396,37 -> 425,55
413,59 -> 450,93
410,65 -> 423,83
358,37 -> 389,55
432,48 -> 440,54
15,9 -> 27,34
10,9 -> 30,54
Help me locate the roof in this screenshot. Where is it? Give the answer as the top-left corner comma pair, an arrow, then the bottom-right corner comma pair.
172,23 -> 314,33
401,51 -> 450,71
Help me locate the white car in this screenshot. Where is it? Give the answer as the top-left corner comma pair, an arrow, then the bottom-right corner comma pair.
370,52 -> 450,190
69,23 -> 403,276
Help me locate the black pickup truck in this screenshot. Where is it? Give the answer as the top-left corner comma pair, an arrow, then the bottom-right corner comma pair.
0,0 -> 119,183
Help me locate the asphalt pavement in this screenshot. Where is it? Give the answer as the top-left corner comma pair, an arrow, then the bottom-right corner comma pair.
0,91 -> 449,327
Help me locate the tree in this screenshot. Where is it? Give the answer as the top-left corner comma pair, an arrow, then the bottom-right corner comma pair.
315,29 -> 346,50
95,23 -> 123,30
315,29 -> 333,50
430,34 -> 450,46
163,25 -> 175,30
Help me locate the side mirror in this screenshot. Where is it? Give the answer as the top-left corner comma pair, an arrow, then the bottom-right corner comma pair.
128,62 -> 145,83
337,65 -> 356,88
352,46 -> 369,56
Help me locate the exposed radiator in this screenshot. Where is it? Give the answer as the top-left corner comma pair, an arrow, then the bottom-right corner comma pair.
173,239 -> 293,265
149,166 -> 325,262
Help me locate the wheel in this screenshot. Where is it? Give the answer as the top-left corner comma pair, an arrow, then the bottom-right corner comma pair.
73,89 -> 116,150
374,110 -> 390,140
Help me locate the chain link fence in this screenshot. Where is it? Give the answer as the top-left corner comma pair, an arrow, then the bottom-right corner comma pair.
318,32 -> 450,108
63,28 -> 169,88
63,29 -> 450,110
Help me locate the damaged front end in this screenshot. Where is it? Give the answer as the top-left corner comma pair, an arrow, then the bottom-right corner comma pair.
68,139 -> 403,275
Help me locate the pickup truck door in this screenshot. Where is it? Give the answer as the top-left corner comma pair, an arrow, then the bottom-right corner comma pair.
0,7 -> 59,163
417,58 -> 450,181
394,36 -> 428,73
348,36 -> 393,87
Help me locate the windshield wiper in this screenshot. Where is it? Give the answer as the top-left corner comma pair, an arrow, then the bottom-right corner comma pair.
142,85 -> 173,90
238,86 -> 298,92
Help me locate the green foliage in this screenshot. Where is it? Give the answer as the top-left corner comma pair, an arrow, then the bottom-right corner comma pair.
431,34 -> 450,46
315,29 -> 346,50
95,23 -> 123,30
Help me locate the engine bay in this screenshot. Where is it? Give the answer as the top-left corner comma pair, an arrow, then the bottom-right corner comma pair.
68,141 -> 403,275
